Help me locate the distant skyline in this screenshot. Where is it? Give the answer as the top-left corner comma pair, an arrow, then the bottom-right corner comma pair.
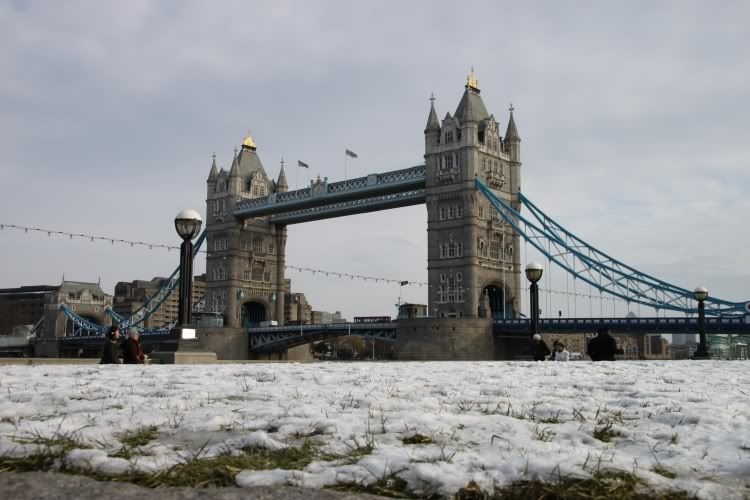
1,1 -> 748,319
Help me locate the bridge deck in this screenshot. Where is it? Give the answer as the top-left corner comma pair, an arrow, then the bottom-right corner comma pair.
235,165 -> 426,223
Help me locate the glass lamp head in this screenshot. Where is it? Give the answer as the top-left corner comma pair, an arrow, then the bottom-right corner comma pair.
693,286 -> 708,302
174,209 -> 203,241
525,262 -> 544,284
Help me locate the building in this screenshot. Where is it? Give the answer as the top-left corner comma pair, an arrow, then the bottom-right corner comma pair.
0,281 -> 113,357
0,285 -> 55,336
112,274 -> 206,328
204,137 -> 288,328
398,303 -> 428,319
284,292 -> 312,325
424,71 -> 523,320
311,310 -> 346,324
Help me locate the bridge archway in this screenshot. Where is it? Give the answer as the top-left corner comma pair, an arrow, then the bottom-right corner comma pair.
482,283 -> 514,320
241,301 -> 267,328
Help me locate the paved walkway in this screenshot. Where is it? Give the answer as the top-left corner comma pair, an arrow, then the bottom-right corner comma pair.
0,471 -> 385,499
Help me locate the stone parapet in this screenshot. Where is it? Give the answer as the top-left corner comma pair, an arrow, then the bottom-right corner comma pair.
396,317 -> 494,360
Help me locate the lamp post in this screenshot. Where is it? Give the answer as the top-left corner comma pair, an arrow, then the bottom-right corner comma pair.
525,262 -> 543,337
175,209 -> 203,329
692,286 -> 710,359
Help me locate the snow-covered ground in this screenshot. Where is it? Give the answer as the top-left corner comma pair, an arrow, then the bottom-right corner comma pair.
0,361 -> 748,498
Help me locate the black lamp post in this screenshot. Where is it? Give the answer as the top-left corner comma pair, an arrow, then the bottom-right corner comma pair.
525,262 -> 543,337
175,209 -> 203,329
692,286 -> 710,359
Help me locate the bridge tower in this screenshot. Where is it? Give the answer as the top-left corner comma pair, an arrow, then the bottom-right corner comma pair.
205,135 -> 287,328
424,71 -> 522,320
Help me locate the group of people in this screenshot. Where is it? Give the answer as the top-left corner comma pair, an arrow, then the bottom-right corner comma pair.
530,327 -> 619,361
99,325 -> 146,364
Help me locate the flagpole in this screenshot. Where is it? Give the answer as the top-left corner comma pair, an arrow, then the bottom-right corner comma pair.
295,161 -> 299,190
344,150 -> 348,187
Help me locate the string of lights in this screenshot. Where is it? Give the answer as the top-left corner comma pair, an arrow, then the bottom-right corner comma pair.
0,222 -> 426,287
0,222 -> 665,304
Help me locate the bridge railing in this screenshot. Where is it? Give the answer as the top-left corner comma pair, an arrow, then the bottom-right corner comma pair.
235,165 -> 426,216
494,316 -> 748,334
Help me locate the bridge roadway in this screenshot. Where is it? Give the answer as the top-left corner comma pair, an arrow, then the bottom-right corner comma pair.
234,165 -> 426,224
55,316 -> 748,353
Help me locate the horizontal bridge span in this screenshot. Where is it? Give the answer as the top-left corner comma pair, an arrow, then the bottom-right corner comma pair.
493,316 -> 749,335
270,190 -> 426,224
235,165 -> 426,220
248,322 -> 397,352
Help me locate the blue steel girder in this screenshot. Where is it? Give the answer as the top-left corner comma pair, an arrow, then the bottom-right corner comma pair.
235,165 -> 426,221
475,179 -> 746,316
249,323 -> 397,352
493,316 -> 749,335
270,190 -> 425,224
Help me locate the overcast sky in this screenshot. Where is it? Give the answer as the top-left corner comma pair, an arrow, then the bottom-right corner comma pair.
1,0 -> 748,319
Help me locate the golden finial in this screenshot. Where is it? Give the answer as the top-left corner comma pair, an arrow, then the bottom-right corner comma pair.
242,130 -> 257,150
466,66 -> 479,91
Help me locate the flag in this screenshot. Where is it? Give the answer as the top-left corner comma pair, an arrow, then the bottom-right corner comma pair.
400,280 -> 409,286
345,148 -> 358,158
297,160 -> 309,168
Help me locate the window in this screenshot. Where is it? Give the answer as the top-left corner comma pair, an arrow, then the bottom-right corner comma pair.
490,243 -> 500,260
253,185 -> 259,196
440,206 -> 447,220
440,273 -> 446,283
264,272 -> 271,282
252,265 -> 264,281
253,238 -> 263,254
479,239 -> 487,258
445,154 -> 453,169
268,242 -> 275,254
243,269 -> 250,280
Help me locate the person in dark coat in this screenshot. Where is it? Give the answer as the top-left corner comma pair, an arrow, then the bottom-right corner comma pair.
588,327 -> 618,361
531,333 -> 551,361
122,327 -> 145,364
100,325 -> 121,364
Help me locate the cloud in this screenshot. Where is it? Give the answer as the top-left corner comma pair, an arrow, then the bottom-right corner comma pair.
1,0 -> 749,318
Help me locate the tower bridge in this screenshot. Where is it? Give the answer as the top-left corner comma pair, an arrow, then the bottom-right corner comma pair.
53,71 -> 749,360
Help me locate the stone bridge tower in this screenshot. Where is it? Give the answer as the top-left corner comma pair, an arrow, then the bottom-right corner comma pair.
205,134 -> 287,328
424,72 -> 522,320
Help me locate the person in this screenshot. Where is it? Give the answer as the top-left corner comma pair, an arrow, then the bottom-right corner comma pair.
588,327 -> 618,361
100,325 -> 121,364
531,333 -> 551,361
122,327 -> 145,364
550,341 -> 570,361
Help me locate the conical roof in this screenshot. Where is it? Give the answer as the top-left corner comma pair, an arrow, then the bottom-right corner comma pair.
277,159 -> 288,191
455,88 -> 489,124
207,155 -> 218,182
425,97 -> 440,133
505,108 -> 520,142
228,151 -> 240,178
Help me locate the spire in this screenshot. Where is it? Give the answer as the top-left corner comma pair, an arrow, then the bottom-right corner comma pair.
505,103 -> 520,142
229,148 -> 240,178
455,69 -> 489,124
207,152 -> 218,182
424,93 -> 440,134
277,157 -> 288,192
241,131 -> 257,151
466,66 -> 480,92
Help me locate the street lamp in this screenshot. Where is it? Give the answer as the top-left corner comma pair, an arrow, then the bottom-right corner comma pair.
175,209 -> 203,329
525,262 -> 543,337
692,286 -> 710,359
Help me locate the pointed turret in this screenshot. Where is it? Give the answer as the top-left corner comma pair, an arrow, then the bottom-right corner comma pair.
229,148 -> 240,178
505,105 -> 520,142
505,104 -> 521,163
425,94 -> 440,133
277,158 -> 288,193
455,68 -> 489,124
207,153 -> 218,182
